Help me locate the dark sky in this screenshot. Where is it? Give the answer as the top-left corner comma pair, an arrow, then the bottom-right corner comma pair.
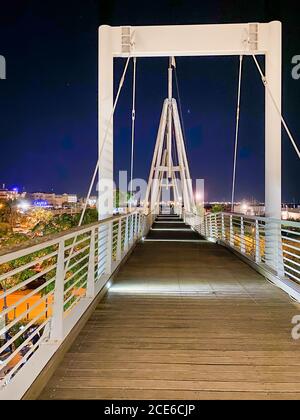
0,0 -> 299,202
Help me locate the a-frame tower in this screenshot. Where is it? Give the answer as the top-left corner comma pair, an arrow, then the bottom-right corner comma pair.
144,58 -> 195,214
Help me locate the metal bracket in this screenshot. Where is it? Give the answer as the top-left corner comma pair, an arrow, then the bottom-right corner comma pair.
247,23 -> 259,51
121,26 -> 134,54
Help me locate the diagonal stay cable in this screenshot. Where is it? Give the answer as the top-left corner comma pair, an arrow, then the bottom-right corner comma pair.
64,55 -> 132,275
231,55 -> 243,213
129,57 -> 137,210
252,54 -> 300,160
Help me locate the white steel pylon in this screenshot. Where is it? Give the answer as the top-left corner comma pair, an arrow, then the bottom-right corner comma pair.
144,58 -> 195,214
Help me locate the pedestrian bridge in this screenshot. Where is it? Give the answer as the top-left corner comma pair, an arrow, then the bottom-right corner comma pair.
1,21 -> 300,400
1,211 -> 300,400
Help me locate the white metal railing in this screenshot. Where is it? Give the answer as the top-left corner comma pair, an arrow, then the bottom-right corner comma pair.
184,211 -> 300,289
0,210 -> 149,399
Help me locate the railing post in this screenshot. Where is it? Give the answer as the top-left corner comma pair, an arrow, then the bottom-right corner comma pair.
105,221 -> 113,275
230,215 -> 234,247
129,214 -> 134,244
86,228 -> 96,298
240,217 -> 246,254
255,219 -> 261,263
134,213 -> 138,239
205,216 -> 208,238
124,215 -> 129,252
209,215 -> 213,238
137,213 -> 141,238
221,213 -> 225,241
214,214 -> 218,239
50,239 -> 65,342
276,220 -> 285,278
116,219 -> 122,261
265,218 -> 284,277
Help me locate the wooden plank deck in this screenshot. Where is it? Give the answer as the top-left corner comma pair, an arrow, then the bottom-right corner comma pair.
39,240 -> 300,400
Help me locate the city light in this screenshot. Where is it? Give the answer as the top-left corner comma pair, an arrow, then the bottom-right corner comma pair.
18,200 -> 30,212
241,202 -> 249,213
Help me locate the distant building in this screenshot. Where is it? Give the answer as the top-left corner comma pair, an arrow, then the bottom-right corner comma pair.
30,192 -> 78,208
0,184 -> 25,201
234,203 -> 265,216
31,192 -> 56,206
282,207 -> 300,221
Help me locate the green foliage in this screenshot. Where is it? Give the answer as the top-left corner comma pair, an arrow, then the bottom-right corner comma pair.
211,204 -> 225,213
0,208 -> 98,294
0,222 -> 12,235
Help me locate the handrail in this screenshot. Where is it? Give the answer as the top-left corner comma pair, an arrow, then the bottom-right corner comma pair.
0,211 -> 138,263
0,209 -> 146,399
184,210 -> 300,291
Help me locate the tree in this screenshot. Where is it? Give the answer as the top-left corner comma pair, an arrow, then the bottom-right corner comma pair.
211,204 -> 225,213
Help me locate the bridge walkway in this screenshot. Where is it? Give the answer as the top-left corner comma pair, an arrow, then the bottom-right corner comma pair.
39,215 -> 300,400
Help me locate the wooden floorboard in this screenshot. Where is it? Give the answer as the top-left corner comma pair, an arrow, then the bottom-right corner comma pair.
38,241 -> 300,400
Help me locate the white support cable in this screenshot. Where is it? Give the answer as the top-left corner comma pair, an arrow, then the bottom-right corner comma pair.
231,55 -> 243,213
252,54 -> 300,160
129,57 -> 137,210
79,54 -> 132,228
64,55 -> 132,274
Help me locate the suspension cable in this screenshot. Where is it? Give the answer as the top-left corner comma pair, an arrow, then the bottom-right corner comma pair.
129,57 -> 137,210
174,63 -> 188,150
252,54 -> 300,160
78,54 -> 132,227
64,55 -> 132,274
231,55 -> 243,213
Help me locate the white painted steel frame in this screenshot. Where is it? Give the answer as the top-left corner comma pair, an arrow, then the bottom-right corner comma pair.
99,21 -> 282,268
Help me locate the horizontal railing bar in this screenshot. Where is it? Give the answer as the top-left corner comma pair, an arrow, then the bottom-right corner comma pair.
2,320 -> 49,379
0,276 -> 55,318
284,269 -> 300,282
281,228 -> 300,237
64,288 -> 86,314
0,250 -> 58,283
0,306 -> 51,355
65,251 -> 90,273
63,262 -> 89,285
64,236 -> 90,252
283,256 -> 300,269
0,290 -> 53,337
283,249 -> 300,260
64,271 -> 88,297
0,211 -> 140,263
0,264 -> 56,300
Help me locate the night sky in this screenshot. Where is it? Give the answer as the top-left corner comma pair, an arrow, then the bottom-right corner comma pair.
0,1 -> 299,202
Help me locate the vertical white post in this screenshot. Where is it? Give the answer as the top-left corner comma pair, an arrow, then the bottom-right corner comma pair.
167,59 -> 173,178
105,221 -> 113,274
134,213 -> 138,239
214,214 -> 218,239
116,219 -> 122,261
240,217 -> 246,254
51,239 -> 65,341
209,215 -> 213,238
87,228 -> 96,298
255,219 -> 261,263
124,216 -> 129,252
265,21 -> 282,270
230,215 -> 234,247
221,214 -> 225,241
99,26 -> 114,220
